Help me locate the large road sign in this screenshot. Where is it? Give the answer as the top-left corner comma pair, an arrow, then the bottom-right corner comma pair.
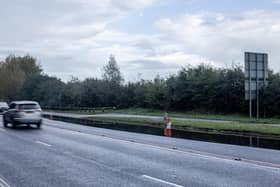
244,52 -> 268,118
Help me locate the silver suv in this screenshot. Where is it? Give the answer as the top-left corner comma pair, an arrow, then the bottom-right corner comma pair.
3,101 -> 43,128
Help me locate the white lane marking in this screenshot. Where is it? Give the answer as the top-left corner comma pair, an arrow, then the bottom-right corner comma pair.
142,175 -> 184,187
35,141 -> 52,147
0,177 -> 11,187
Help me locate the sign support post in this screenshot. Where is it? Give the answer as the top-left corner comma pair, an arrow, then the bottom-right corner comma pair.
245,52 -> 268,119
256,53 -> 259,119
248,56 -> 252,119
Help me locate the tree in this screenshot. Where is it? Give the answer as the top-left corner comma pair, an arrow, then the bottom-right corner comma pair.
5,55 -> 42,77
21,74 -> 65,107
6,52 -> 280,117
263,72 -> 280,117
0,55 -> 42,101
144,75 -> 167,109
102,55 -> 123,85
61,77 -> 82,107
0,61 -> 25,100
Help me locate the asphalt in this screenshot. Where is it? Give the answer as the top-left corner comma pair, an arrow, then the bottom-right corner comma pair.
44,112 -> 280,126
0,116 -> 280,187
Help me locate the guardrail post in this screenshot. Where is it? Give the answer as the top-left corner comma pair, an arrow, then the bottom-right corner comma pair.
249,136 -> 252,146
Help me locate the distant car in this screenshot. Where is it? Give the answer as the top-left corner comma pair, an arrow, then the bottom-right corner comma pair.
0,102 -> 9,114
3,101 -> 43,128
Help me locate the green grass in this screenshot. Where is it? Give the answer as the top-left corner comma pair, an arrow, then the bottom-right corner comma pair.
86,116 -> 280,136
45,108 -> 280,136
114,108 -> 280,124
45,107 -> 280,124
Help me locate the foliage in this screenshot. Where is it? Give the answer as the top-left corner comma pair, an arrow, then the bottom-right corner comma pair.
263,72 -> 280,117
0,55 -> 42,100
102,55 -> 123,85
21,74 -> 65,107
2,54 -> 280,117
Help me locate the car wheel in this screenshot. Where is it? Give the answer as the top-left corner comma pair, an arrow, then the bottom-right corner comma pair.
3,117 -> 8,128
11,120 -> 17,128
37,122 -> 42,129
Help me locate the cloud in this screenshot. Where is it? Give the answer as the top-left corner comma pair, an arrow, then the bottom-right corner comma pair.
0,0 -> 160,81
156,10 -> 280,70
1,1 -> 280,82
111,0 -> 158,10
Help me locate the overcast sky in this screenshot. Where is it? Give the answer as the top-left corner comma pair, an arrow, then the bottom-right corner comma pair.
1,0 -> 280,81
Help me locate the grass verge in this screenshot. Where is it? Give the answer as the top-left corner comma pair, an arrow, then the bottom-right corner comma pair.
86,116 -> 280,137
45,108 -> 280,124
114,108 -> 280,124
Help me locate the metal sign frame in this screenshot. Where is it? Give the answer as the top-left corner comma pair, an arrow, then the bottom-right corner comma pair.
244,52 -> 268,119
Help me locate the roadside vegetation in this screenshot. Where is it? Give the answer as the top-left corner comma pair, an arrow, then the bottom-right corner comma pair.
86,116 -> 280,137
113,108 -> 280,124
2,54 -> 280,119
46,108 -> 280,124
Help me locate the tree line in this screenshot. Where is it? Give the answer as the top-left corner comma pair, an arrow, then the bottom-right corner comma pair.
1,54 -> 280,117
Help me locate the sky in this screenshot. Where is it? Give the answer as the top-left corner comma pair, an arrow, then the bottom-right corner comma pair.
1,0 -> 280,82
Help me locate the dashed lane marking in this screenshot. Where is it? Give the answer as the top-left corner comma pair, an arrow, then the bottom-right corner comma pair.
142,175 -> 184,187
35,141 -> 52,147
0,177 -> 11,187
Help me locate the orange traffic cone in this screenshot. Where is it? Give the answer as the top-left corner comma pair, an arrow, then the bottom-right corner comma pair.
165,117 -> 172,137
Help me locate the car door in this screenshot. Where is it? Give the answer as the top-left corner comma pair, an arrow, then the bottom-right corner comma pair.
5,103 -> 17,122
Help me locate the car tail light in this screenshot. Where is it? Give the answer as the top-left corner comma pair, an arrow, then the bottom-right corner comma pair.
16,109 -> 23,113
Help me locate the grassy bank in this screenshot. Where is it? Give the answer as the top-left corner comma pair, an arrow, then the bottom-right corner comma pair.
45,108 -> 280,124
86,116 -> 280,137
114,108 -> 280,124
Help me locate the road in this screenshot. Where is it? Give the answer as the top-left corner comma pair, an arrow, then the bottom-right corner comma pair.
0,116 -> 280,187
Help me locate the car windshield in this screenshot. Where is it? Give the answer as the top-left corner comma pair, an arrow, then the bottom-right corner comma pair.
18,104 -> 39,110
